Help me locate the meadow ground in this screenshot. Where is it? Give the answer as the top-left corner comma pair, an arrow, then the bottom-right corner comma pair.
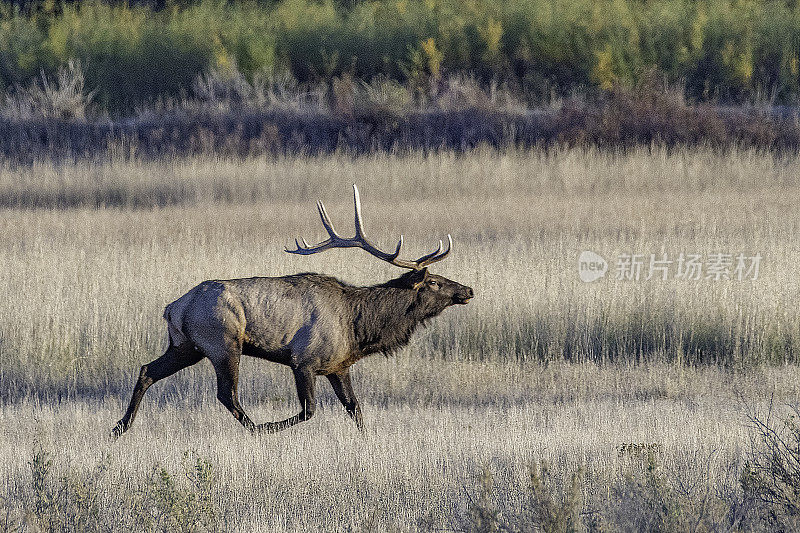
1,147 -> 800,531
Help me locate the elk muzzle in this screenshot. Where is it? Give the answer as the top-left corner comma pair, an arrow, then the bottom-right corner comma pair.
453,285 -> 474,305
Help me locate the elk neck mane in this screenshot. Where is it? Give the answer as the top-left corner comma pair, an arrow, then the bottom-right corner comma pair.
348,277 -> 436,357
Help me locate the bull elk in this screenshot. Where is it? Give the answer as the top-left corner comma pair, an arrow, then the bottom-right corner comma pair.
111,185 -> 473,437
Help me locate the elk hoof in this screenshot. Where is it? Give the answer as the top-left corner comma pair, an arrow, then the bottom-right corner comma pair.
109,421 -> 125,439
255,422 -> 280,434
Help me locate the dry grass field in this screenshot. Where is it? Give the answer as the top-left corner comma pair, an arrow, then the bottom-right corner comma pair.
2,147 -> 800,531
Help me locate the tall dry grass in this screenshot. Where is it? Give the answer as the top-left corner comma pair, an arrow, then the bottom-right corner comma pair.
1,146 -> 799,530
0,147 -> 798,392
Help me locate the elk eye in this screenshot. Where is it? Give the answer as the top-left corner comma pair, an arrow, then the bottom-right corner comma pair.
428,280 -> 439,288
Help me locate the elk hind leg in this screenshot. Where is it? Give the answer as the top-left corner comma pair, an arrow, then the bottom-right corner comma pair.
257,366 -> 316,434
111,343 -> 202,438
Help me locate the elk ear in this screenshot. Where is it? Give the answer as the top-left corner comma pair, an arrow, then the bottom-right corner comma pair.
408,267 -> 428,290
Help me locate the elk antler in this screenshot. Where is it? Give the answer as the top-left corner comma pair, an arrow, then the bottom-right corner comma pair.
286,184 -> 451,270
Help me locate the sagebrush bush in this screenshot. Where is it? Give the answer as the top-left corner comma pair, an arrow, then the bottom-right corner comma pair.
441,462 -> 586,532
24,443 -> 110,533
12,445 -> 220,533
136,452 -> 219,533
526,462 -> 584,533
742,405 -> 800,532
1,60 -> 94,120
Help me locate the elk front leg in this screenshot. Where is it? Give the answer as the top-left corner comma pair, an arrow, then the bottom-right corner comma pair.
326,370 -> 363,431
111,343 -> 203,438
257,366 -> 316,434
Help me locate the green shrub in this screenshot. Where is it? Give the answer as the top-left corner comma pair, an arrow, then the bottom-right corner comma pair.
19,444 -> 220,533
136,451 -> 219,533
5,0 -> 800,113
26,442 -> 110,533
0,1 -> 279,113
0,13 -> 51,92
44,2 -> 213,112
527,461 -> 584,533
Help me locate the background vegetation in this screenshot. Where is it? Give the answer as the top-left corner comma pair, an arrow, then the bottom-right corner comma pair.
3,0 -> 800,115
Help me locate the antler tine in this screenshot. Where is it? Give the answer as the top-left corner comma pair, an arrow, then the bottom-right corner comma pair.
416,234 -> 452,268
391,235 -> 404,260
317,200 -> 340,240
285,238 -> 302,254
350,183 -> 403,261
286,237 -> 316,254
352,184 -> 365,240
414,239 -> 443,265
